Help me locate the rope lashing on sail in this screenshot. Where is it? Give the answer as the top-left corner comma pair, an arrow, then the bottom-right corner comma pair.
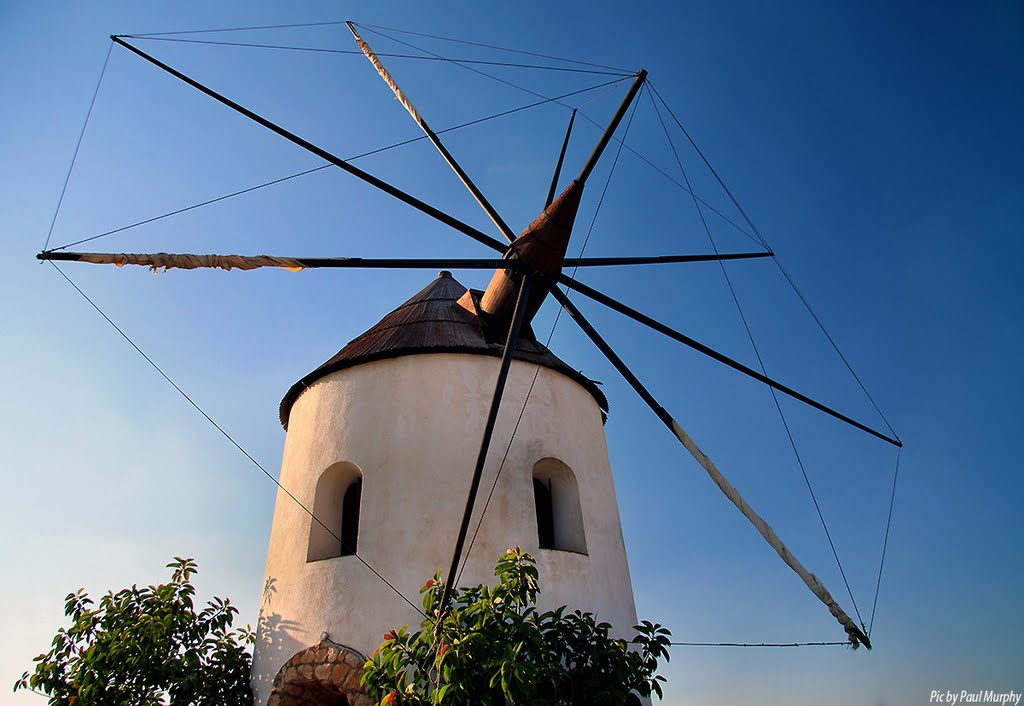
668,419 -> 869,649
66,252 -> 307,272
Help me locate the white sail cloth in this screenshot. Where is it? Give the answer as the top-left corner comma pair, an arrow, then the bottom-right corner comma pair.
346,22 -> 516,244
347,23 -> 427,130
74,252 -> 305,272
669,419 -> 865,648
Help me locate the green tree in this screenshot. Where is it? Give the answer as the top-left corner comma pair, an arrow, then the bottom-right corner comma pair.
15,557 -> 254,706
362,548 -> 671,706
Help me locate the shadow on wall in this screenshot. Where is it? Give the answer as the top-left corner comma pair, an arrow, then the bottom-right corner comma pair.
254,576 -> 304,700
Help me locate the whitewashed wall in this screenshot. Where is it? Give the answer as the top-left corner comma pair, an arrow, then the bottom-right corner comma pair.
252,353 -> 637,704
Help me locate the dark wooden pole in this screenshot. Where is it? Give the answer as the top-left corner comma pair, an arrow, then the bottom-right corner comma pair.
563,251 -> 773,267
552,274 -> 901,448
109,36 -> 509,256
437,274 -> 533,619
37,250 -> 772,268
576,70 -> 647,186
545,109 -> 576,209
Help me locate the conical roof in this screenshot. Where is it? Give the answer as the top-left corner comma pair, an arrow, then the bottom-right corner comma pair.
279,271 -> 608,428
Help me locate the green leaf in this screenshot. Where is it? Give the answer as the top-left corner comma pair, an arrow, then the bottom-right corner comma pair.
360,550 -> 669,706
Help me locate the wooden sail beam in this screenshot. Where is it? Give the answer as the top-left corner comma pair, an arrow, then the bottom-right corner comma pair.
545,109 -> 576,209
576,70 -> 647,185
109,36 -> 509,255
347,22 -> 517,244
38,251 -> 515,271
438,274 -> 534,619
554,273 -> 902,448
36,250 -> 772,270
568,251 -> 773,266
547,282 -> 871,649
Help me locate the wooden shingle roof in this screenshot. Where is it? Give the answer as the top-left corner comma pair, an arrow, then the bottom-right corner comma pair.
279,271 -> 607,428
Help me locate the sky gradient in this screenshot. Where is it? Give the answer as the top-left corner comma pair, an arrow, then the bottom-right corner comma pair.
2,2 -> 1022,705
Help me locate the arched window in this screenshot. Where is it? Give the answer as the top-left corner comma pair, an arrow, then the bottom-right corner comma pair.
307,462 -> 362,562
532,458 -> 587,554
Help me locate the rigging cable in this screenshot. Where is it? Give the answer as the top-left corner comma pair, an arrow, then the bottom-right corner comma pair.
356,25 -> 593,113
647,81 -> 772,252
868,446 -> 901,637
458,83 -> 643,581
46,261 -> 425,619
670,641 -> 847,648
648,81 -> 899,441
46,75 -> 629,253
647,80 -> 905,630
121,35 -> 631,76
43,41 -> 114,254
356,25 -> 765,249
353,21 -> 632,74
127,21 -> 350,38
769,257 -> 900,442
50,164 -> 331,252
647,88 -> 867,629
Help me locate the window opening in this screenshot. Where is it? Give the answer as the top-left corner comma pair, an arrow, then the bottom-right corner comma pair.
340,479 -> 361,556
534,478 -> 555,549
308,462 -> 362,562
532,458 -> 587,554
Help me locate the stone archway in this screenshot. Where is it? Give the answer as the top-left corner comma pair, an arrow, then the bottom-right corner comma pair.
267,639 -> 373,706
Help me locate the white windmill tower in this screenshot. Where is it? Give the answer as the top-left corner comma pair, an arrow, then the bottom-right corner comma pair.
250,262 -> 638,705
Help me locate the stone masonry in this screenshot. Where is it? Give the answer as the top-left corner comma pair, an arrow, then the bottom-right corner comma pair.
267,639 -> 373,706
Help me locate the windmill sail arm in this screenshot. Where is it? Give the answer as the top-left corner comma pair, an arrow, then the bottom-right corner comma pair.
36,250 -> 776,272
109,36 -> 509,256
547,283 -> 870,648
545,109 -> 576,209
555,272 -> 901,448
564,251 -> 773,266
347,22 -> 517,243
667,418 -> 869,649
36,251 -> 531,271
38,251 -> 307,271
576,69 -> 647,185
438,274 -> 534,618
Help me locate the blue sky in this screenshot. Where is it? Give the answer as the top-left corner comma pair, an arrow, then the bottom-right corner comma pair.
2,2 -> 1021,705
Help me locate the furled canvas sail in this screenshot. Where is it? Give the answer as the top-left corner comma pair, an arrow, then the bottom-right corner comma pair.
669,419 -> 868,648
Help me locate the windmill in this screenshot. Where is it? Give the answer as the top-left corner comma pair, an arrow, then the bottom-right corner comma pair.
37,20 -> 902,705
